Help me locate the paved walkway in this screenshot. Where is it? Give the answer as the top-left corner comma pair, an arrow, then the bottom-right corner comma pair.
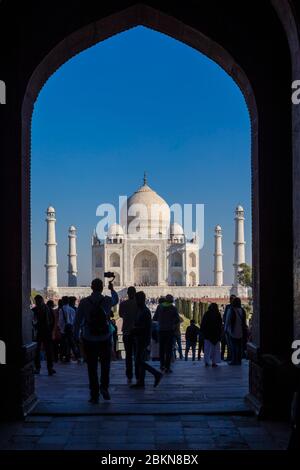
32,359 -> 250,415
0,414 -> 289,450
0,360 -> 290,450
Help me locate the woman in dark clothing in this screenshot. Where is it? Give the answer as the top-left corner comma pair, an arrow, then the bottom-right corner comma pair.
131,291 -> 162,388
32,295 -> 56,375
200,303 -> 222,367
225,297 -> 247,365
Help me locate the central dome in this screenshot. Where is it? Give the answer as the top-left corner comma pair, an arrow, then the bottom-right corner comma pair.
127,174 -> 170,238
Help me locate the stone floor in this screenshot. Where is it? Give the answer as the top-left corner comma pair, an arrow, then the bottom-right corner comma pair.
0,360 -> 291,450
32,359 -> 250,414
0,414 -> 289,451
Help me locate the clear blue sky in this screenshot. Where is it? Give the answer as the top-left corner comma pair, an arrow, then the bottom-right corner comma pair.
31,26 -> 251,290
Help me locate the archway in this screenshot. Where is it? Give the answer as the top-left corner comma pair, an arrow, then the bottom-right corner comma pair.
189,271 -> 196,286
133,249 -> 158,285
0,1 -> 295,419
109,252 -> 120,268
189,252 -> 196,268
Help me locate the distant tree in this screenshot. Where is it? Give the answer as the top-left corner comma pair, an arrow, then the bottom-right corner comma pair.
237,263 -> 252,288
193,301 -> 199,323
186,300 -> 191,319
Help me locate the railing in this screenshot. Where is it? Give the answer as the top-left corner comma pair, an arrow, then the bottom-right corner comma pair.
115,333 -> 203,359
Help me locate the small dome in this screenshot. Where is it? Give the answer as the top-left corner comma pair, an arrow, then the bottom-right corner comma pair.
236,205 -> 244,212
215,224 -> 222,231
69,225 -> 76,231
47,206 -> 55,213
170,223 -> 184,236
108,223 -> 124,237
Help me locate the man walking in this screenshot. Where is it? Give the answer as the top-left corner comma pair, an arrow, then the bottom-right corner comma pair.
153,294 -> 180,373
131,291 -> 162,388
119,286 -> 138,384
58,296 -> 80,362
74,278 -> 118,402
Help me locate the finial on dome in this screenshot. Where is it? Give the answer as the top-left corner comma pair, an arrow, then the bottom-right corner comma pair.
143,171 -> 147,186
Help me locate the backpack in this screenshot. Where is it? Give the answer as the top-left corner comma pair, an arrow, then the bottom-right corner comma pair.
87,298 -> 109,336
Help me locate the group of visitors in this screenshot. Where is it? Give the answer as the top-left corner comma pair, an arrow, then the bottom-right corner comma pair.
31,281 -> 118,380
32,279 -> 249,403
32,294 -> 82,376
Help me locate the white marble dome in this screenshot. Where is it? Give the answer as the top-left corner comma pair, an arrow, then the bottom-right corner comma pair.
47,206 -> 55,213
127,175 -> 170,237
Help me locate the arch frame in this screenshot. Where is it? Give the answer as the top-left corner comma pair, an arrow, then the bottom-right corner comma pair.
0,0 -> 296,418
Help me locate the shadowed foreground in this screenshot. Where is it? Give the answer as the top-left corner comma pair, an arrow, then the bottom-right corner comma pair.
0,360 -> 290,450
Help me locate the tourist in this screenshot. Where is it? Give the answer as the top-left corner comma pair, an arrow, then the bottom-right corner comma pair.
130,291 -> 162,388
69,296 -> 77,313
225,297 -> 247,366
185,319 -> 200,361
119,286 -> 138,384
47,299 -> 61,363
69,296 -> 84,362
221,294 -> 236,361
153,294 -> 180,373
32,295 -> 56,376
74,278 -> 119,402
200,303 -> 222,367
58,296 -> 80,362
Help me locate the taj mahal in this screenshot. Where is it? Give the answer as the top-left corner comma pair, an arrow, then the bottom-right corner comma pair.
44,175 -> 249,300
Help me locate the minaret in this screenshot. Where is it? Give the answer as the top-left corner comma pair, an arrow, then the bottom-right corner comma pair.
45,206 -> 58,290
214,225 -> 223,286
233,205 -> 246,286
68,225 -> 78,287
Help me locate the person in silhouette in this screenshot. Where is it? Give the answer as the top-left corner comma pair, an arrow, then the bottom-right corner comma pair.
131,291 -> 162,388
58,296 -> 80,362
225,297 -> 247,365
185,319 -> 200,361
153,294 -> 180,373
221,294 -> 236,361
119,286 -> 138,384
32,295 -> 55,376
74,278 -> 118,402
200,303 -> 222,367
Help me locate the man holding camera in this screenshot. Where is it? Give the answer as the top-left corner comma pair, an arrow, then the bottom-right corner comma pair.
74,277 -> 118,403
